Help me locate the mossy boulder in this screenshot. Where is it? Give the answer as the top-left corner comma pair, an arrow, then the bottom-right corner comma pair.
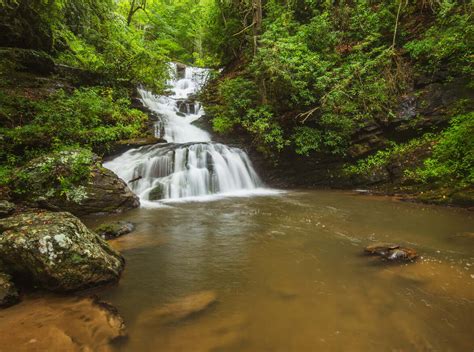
12,149 -> 139,215
0,211 -> 125,292
95,221 -> 135,240
0,272 -> 19,308
148,184 -> 165,201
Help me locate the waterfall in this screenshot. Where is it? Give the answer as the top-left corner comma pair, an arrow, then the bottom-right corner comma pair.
105,64 -> 268,203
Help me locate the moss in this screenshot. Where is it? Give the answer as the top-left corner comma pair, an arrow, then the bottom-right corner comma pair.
12,149 -> 94,202
148,184 -> 165,201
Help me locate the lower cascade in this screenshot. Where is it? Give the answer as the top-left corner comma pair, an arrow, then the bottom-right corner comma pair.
105,64 -> 263,202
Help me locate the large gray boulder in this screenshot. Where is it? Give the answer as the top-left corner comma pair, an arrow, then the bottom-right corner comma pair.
12,149 -> 139,215
0,211 -> 125,292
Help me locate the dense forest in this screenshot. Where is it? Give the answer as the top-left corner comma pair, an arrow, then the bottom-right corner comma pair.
0,0 -> 472,206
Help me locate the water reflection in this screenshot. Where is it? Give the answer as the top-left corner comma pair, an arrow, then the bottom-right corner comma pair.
3,190 -> 472,352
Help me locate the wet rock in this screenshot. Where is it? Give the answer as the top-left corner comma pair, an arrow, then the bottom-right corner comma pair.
106,136 -> 166,157
139,291 -> 217,325
95,221 -> 135,240
0,295 -> 126,351
12,149 -> 139,216
176,63 -> 186,79
0,200 -> 15,218
364,243 -> 417,262
177,100 -> 197,115
148,184 -> 165,201
0,211 -> 125,292
365,243 -> 400,256
385,248 -> 418,261
0,272 -> 19,308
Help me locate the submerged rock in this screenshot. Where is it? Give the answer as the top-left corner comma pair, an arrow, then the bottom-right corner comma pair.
0,211 -> 125,291
95,221 -> 135,240
139,290 -> 217,325
0,200 -> 15,218
0,295 -> 126,351
364,243 -> 418,262
0,272 -> 19,308
12,149 -> 139,216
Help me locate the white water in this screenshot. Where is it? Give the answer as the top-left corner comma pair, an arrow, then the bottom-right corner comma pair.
105,64 -> 268,203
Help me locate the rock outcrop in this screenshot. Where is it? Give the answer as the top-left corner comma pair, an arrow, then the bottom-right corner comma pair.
12,149 -> 139,216
0,211 -> 125,292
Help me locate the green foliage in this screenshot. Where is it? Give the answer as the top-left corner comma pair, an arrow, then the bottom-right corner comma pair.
12,148 -> 94,203
203,1 -> 403,155
57,22 -> 169,90
404,4 -> 473,76
344,113 -> 474,190
203,0 -> 472,161
209,77 -> 287,152
243,106 -> 287,152
343,134 -> 435,177
414,113 -> 474,187
292,127 -> 323,156
0,86 -> 148,179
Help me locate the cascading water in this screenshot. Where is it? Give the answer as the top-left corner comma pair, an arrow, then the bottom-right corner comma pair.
105,64 -> 267,204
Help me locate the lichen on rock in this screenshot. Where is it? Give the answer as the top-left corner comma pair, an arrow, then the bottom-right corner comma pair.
0,211 -> 125,292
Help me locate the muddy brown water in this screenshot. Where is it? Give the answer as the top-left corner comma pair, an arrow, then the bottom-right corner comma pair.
2,190 -> 474,351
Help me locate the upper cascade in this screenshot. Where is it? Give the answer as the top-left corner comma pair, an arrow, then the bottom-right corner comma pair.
138,64 -> 210,143
105,63 -> 265,203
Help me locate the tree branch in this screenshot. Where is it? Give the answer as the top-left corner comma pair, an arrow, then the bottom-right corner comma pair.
232,21 -> 256,36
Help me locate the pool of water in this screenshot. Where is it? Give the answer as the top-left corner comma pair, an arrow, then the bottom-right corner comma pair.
81,190 -> 474,351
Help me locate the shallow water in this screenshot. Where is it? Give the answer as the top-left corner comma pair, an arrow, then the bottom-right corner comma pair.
81,190 -> 474,352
